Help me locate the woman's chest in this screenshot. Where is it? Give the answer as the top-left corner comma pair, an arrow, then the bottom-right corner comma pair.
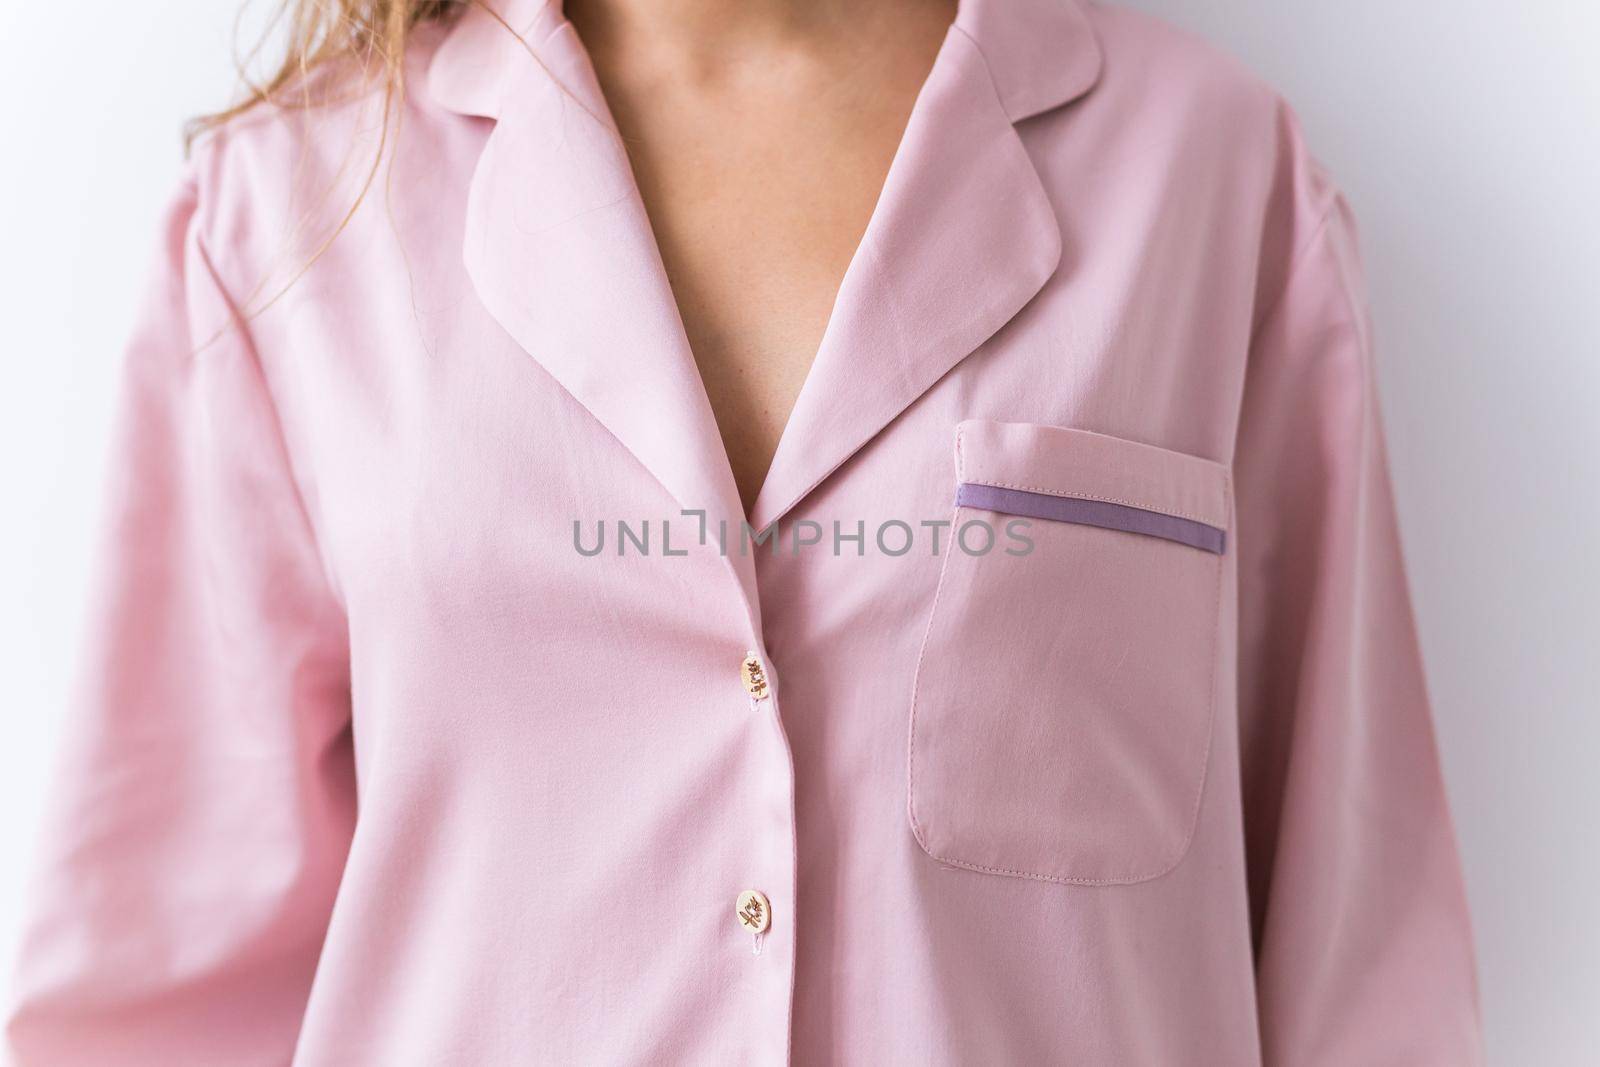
265,275 -> 1241,900
263,172 -> 1256,650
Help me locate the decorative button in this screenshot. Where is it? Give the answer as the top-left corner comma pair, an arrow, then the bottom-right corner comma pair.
740,652 -> 770,701
736,889 -> 771,933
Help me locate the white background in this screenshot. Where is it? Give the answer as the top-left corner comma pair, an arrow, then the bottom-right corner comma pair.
1,1 -> 1596,1062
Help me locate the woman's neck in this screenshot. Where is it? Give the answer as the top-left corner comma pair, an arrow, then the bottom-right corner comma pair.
564,0 -> 902,82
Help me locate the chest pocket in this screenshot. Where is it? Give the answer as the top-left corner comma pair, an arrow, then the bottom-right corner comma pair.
907,419 -> 1230,885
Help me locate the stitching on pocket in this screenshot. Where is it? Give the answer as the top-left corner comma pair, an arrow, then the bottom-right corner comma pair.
961,478 -> 1221,527
956,482 -> 1226,555
907,424 -> 1228,885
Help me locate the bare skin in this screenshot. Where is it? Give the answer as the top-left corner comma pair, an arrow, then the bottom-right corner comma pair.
565,0 -> 956,513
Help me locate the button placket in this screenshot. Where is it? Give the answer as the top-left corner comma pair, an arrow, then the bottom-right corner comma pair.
739,653 -> 772,955
730,637 -> 796,1058
737,650 -> 782,959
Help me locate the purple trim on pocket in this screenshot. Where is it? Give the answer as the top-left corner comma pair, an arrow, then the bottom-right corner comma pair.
956,482 -> 1226,554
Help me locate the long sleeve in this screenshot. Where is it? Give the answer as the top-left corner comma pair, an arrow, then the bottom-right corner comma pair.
1233,179 -> 1482,1063
4,166 -> 356,1065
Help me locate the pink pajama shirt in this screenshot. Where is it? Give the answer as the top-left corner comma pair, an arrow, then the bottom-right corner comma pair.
5,0 -> 1481,1062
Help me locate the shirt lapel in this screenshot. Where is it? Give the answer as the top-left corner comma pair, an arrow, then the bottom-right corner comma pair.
431,0 -> 765,634
747,0 -> 1102,531
429,0 -> 1103,594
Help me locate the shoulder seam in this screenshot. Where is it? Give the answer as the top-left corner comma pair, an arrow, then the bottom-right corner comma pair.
191,222 -> 348,614
1247,192 -> 1343,348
